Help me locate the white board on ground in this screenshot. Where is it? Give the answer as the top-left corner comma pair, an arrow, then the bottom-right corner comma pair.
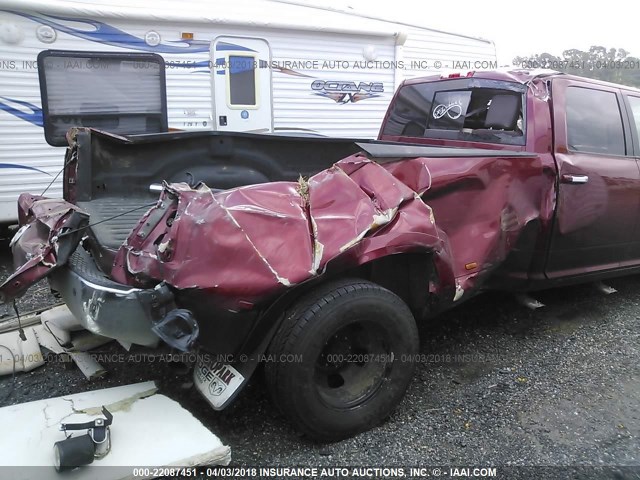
0,381 -> 231,479
0,326 -> 44,375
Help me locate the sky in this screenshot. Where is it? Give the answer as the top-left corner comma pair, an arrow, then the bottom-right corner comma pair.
311,0 -> 639,65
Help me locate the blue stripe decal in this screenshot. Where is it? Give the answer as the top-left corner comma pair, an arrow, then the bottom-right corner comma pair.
215,41 -> 256,52
0,96 -> 43,127
4,11 -> 210,53
229,57 -> 256,74
165,60 -> 211,69
0,164 -> 51,175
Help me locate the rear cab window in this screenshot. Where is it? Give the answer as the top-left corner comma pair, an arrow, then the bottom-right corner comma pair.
381,78 -> 527,146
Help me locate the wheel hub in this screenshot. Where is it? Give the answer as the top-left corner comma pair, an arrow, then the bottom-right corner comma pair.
314,321 -> 390,409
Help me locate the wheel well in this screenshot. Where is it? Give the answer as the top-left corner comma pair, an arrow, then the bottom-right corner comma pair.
241,252 -> 436,359
356,252 -> 435,319
274,253 -> 436,320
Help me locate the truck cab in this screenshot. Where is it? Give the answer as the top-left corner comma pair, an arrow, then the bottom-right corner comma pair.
380,70 -> 640,288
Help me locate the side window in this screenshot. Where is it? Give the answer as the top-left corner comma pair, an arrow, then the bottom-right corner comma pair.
566,87 -> 625,156
627,96 -> 640,141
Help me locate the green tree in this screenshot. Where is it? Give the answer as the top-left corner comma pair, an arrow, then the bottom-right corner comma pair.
513,46 -> 640,88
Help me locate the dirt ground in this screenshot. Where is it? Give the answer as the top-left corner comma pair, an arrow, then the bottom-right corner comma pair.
1,233 -> 639,476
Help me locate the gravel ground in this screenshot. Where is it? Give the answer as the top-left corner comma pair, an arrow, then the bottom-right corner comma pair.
1,231 -> 639,476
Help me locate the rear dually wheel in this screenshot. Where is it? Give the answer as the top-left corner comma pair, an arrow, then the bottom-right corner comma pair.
265,279 -> 419,441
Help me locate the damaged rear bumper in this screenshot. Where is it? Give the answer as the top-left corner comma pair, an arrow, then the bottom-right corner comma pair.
0,194 -> 178,347
49,247 -> 176,347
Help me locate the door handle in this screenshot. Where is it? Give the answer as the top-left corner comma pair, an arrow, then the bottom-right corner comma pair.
561,174 -> 589,184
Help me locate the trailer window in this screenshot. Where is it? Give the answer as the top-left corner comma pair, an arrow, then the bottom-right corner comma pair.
228,56 -> 257,107
37,51 -> 167,147
382,79 -> 526,146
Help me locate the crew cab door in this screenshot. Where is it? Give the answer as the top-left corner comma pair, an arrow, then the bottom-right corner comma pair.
546,78 -> 639,278
622,94 -> 640,262
212,37 -> 272,132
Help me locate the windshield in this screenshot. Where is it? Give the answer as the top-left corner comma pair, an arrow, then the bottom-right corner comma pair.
382,78 -> 527,146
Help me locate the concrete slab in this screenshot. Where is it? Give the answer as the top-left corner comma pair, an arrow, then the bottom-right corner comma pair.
0,381 -> 231,479
0,326 -> 44,375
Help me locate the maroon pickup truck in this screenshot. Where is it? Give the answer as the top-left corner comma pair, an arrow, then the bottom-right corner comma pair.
3,69 -> 640,441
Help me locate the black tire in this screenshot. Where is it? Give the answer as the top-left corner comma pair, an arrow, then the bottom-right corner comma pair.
265,278 -> 419,441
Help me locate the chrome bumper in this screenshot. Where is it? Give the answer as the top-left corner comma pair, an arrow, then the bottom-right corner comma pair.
49,247 -> 176,347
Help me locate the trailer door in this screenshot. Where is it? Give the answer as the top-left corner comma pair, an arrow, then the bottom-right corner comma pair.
212,37 -> 272,132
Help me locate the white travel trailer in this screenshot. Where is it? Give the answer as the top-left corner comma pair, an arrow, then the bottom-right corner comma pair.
0,0 -> 497,224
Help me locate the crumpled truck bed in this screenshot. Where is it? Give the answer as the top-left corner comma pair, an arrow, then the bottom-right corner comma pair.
111,153 -> 450,311
1,140 -> 550,336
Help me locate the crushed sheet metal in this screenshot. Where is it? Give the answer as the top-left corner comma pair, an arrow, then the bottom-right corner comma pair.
409,152 -> 547,295
112,154 -> 450,309
0,194 -> 89,303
